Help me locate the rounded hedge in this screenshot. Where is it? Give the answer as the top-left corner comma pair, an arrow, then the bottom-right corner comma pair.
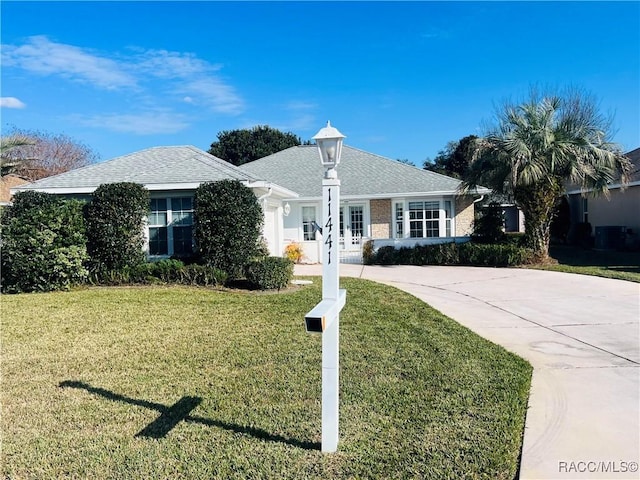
85,182 -> 149,275
1,191 -> 88,293
194,180 -> 263,279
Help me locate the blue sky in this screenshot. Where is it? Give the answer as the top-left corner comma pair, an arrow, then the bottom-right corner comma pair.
1,1 -> 639,165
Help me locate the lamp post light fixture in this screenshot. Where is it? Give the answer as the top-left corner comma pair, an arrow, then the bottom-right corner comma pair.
313,121 -> 346,178
305,121 -> 347,453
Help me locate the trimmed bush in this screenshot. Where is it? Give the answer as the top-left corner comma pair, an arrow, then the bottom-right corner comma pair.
245,256 -> 294,290
362,240 -> 375,265
1,191 -> 88,293
411,242 -> 460,265
458,243 -> 534,266
179,264 -> 228,287
85,183 -> 150,276
194,180 -> 263,279
88,261 -> 228,287
367,241 -> 534,268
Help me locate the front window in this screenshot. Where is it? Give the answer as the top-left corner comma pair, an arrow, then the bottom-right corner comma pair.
171,197 -> 194,255
149,199 -> 168,255
408,201 -> 440,238
148,197 -> 194,256
395,202 -> 404,238
444,200 -> 452,237
302,206 -> 316,241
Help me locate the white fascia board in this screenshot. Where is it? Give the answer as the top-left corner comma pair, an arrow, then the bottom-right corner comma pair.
11,185 -> 97,195
566,180 -> 640,195
291,190 -> 467,203
245,181 -> 299,199
11,181 -> 301,198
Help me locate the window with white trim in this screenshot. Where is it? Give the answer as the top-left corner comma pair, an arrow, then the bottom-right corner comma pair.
395,202 -> 404,237
444,200 -> 453,237
148,197 -> 194,256
302,206 -> 316,241
409,201 -> 440,238
393,198 -> 455,239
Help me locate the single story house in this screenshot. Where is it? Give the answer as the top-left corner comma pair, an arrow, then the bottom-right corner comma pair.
566,147 -> 640,249
241,144 -> 489,262
12,146 -> 297,258
13,144 -> 489,263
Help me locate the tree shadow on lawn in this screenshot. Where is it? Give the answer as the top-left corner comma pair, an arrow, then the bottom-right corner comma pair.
58,380 -> 320,450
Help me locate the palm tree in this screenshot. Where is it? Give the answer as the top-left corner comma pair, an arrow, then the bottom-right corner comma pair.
461,91 -> 632,262
1,135 -> 35,177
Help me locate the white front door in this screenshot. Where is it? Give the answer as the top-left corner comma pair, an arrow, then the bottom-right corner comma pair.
340,205 -> 364,251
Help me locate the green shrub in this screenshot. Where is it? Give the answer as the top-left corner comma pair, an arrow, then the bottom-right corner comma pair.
149,259 -> 185,282
245,257 -> 294,290
458,243 -> 534,267
375,246 -> 398,265
88,261 -> 227,287
1,191 -> 88,293
179,264 -> 228,287
410,242 -> 459,265
473,202 -> 506,244
362,240 -> 375,265
368,241 -> 533,267
85,183 -> 150,275
194,180 -> 263,279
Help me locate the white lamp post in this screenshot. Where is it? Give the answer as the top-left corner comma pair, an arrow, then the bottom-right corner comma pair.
304,121 -> 347,453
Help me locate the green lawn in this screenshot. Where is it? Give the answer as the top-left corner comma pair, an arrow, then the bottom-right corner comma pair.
2,279 -> 531,479
529,245 -> 640,283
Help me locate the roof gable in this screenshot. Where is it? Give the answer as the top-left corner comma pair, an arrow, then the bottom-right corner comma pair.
240,145 -> 464,198
17,146 -> 260,192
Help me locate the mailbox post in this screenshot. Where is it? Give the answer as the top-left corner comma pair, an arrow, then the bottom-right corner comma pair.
305,121 -> 346,453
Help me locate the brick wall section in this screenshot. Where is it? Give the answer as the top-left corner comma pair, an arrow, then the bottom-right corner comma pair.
370,198 -> 391,239
455,196 -> 475,236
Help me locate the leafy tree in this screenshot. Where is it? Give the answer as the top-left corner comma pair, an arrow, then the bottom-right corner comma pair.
423,141 -> 457,176
85,183 -> 150,275
461,89 -> 631,261
208,125 -> 309,166
1,191 -> 88,292
194,180 -> 263,279
423,135 -> 478,179
0,127 -> 99,181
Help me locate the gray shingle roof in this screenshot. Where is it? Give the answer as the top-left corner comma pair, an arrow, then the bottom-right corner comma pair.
18,145 -> 259,191
240,145 -> 464,198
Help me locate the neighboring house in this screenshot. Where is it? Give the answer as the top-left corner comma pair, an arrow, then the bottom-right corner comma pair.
1,174 -> 30,206
12,144 -> 489,263
566,147 -> 640,249
240,145 -> 489,263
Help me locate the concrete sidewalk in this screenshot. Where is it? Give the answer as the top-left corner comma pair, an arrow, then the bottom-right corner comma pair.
294,264 -> 640,479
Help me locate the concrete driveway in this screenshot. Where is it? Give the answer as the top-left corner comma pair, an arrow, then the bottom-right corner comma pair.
294,264 -> 640,479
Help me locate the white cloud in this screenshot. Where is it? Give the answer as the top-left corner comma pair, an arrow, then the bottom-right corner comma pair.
180,78 -> 245,114
1,36 -> 245,115
1,36 -> 137,89
133,48 -> 222,78
0,97 -> 26,109
74,112 -> 190,135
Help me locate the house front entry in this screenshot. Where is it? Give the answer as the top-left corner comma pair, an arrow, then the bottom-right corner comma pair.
340,204 -> 364,263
